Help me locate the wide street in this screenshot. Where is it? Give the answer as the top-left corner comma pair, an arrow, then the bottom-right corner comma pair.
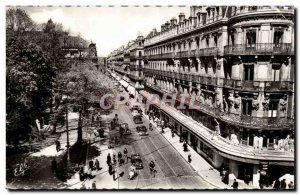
65,96 -> 214,189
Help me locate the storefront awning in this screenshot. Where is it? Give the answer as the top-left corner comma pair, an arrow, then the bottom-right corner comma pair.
119,79 -> 129,88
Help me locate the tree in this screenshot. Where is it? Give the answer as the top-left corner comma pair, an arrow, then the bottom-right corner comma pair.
6,34 -> 54,145
62,62 -> 113,145
6,8 -> 35,32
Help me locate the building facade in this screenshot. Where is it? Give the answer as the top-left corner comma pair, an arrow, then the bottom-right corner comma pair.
108,35 -> 145,95
109,6 -> 295,187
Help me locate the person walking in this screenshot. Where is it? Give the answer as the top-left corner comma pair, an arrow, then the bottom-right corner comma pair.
118,152 -> 123,165
280,179 -> 287,189
56,140 -> 61,152
232,179 -> 239,189
149,160 -> 157,177
89,160 -> 94,171
183,141 -> 188,152
106,153 -> 111,166
113,154 -> 117,165
273,179 -> 280,189
123,148 -> 128,162
94,159 -> 101,171
288,181 -> 294,189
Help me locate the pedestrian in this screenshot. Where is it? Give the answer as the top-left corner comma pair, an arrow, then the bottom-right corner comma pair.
288,181 -> 294,189
149,160 -> 157,177
113,154 -> 117,165
89,160 -> 94,171
232,179 -> 239,189
56,140 -> 61,152
110,120 -> 114,130
107,153 -> 111,165
273,179 -> 280,189
92,181 -> 97,189
123,148 -> 128,162
280,179 -> 287,189
79,166 -> 85,181
118,152 -> 123,165
183,141 -> 188,152
188,153 -> 192,163
51,158 -> 57,173
223,170 -> 229,185
94,159 -> 101,171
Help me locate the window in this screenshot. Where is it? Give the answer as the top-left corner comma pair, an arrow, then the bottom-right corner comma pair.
214,35 -> 218,46
246,30 -> 256,47
244,64 -> 254,81
231,33 -> 235,45
139,42 -> 141,46
268,100 -> 278,117
206,37 -> 209,47
242,99 -> 252,116
271,64 -> 281,81
196,38 -> 200,48
138,51 -> 142,57
273,29 -> 283,45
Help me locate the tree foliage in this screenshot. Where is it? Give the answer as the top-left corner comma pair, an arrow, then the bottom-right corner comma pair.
6,8 -> 35,32
6,34 -> 54,145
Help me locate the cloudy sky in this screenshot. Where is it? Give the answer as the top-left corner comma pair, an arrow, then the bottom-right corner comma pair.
22,6 -> 190,56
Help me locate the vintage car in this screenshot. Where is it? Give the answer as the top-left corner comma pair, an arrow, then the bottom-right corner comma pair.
133,114 -> 143,124
119,123 -> 131,135
130,154 -> 143,169
136,125 -> 148,136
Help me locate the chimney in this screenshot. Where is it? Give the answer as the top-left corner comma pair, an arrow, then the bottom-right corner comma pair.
170,17 -> 177,26
179,13 -> 185,23
165,21 -> 171,29
190,6 -> 196,17
161,24 -> 166,32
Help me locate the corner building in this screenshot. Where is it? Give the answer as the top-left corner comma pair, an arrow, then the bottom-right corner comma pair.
141,6 -> 294,187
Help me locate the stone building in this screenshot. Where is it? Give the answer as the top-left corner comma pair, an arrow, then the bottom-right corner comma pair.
108,6 -> 295,187
107,35 -> 145,96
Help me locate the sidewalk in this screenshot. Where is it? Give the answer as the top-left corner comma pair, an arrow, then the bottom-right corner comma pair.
143,113 -> 257,190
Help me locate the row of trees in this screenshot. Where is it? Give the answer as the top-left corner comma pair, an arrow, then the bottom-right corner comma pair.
6,8 -> 112,147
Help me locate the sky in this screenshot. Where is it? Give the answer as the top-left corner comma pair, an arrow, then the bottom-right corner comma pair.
22,6 -> 190,57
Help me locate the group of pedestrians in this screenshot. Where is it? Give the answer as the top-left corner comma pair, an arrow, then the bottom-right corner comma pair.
79,159 -> 102,181
273,179 -> 294,189
106,148 -> 130,181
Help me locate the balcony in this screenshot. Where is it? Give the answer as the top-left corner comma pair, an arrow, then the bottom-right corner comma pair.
220,112 -> 294,130
177,94 -> 293,130
224,43 -> 293,56
146,53 -> 174,60
265,81 -> 294,91
224,79 -> 293,91
198,47 -> 219,56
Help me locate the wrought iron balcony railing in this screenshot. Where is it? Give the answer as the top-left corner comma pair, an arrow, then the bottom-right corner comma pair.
224,43 -> 293,55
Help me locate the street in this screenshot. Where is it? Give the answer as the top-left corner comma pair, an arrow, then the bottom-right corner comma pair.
65,102 -> 214,189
